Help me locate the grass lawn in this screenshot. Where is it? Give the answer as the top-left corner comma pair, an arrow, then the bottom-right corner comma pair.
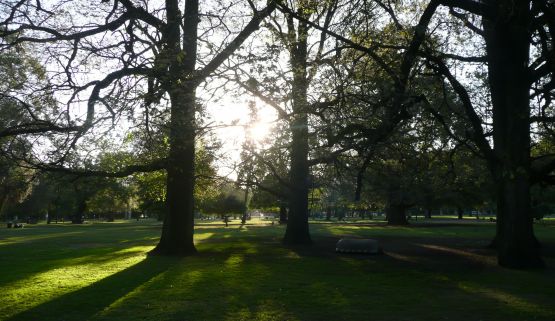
1,219 -> 554,321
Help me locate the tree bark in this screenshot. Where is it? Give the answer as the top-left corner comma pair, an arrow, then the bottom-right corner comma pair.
283,13 -> 311,245
457,206 -> 463,220
355,151 -> 371,202
354,168 -> 364,202
0,193 -> 8,220
149,1 -> 275,254
151,83 -> 197,256
386,203 -> 408,225
279,205 -> 288,224
241,185 -> 249,225
483,0 -> 543,268
150,0 -> 198,256
72,198 -> 86,224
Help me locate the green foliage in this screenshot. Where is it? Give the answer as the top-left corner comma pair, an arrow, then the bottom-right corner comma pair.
531,185 -> 555,219
129,137 -> 221,218
8,173 -> 131,220
202,183 -> 245,215
0,43 -> 51,220
0,41 -> 46,92
132,171 -> 167,219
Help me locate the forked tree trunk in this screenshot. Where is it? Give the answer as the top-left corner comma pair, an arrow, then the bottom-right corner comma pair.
150,0 -> 198,256
483,0 -> 543,268
148,0 -> 275,255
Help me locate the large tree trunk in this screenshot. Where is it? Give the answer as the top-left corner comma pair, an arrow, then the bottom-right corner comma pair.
386,185 -> 408,225
0,193 -> 8,220
279,205 -> 288,224
484,1 -> 543,268
241,185 -> 249,225
457,206 -> 463,220
150,0 -> 198,256
283,14 -> 311,245
354,168 -> 364,202
151,84 -> 197,256
354,155 -> 371,202
72,198 -> 86,224
325,206 -> 332,221
284,111 -> 311,244
386,203 -> 408,225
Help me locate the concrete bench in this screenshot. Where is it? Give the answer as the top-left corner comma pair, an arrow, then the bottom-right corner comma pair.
336,238 -> 381,254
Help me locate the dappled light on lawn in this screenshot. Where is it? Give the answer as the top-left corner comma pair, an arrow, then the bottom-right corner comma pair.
93,268 -> 206,320
457,282 -> 554,319
417,243 -> 497,266
0,248 -> 148,320
0,230 -> 84,247
385,252 -> 421,264
193,232 -> 214,242
224,300 -> 293,321
0,221 -> 554,320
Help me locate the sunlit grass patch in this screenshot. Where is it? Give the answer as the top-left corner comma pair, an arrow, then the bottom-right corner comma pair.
0,219 -> 554,321
0,246 -> 150,320
458,281 -> 553,318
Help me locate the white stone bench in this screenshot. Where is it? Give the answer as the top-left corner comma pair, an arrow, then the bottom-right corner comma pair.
336,238 -> 381,254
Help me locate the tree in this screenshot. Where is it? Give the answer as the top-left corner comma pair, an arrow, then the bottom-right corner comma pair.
229,0 -> 343,244
0,34 -> 50,219
233,0 -> 432,243
1,0 -> 276,255
299,0 -> 552,268
414,0 -> 554,268
202,183 -> 245,217
239,120 -> 290,223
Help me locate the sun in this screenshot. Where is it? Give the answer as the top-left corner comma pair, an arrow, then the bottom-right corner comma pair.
248,121 -> 271,141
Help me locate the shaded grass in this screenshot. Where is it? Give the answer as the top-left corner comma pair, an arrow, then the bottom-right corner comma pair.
0,220 -> 554,321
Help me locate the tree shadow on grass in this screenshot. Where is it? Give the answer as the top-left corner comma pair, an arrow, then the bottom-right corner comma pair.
0,243 -> 157,288
114,233 -> 554,321
0,223 -> 165,288
7,256 -> 179,321
0,223 -> 226,294
4,223 -> 555,321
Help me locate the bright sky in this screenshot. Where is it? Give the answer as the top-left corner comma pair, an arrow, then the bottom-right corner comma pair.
205,97 -> 278,178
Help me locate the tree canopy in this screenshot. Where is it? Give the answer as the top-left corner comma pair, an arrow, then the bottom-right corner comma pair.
1,0 -> 554,269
